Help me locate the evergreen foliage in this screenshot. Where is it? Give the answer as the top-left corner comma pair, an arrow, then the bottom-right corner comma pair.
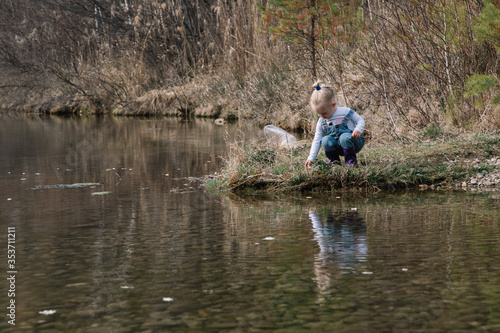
257,0 -> 363,78
474,0 -> 500,52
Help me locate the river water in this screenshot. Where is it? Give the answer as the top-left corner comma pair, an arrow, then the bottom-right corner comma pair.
0,114 -> 499,332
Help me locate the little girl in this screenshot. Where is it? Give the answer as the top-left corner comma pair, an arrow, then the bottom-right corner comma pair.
304,82 -> 365,167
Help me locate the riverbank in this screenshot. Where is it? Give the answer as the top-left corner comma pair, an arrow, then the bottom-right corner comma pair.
207,133 -> 500,193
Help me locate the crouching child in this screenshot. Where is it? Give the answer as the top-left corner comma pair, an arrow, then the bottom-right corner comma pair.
304,82 -> 365,168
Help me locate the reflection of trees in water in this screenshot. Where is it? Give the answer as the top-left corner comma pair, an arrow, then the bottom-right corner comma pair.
5,120 -> 500,333
0,115 -> 246,330
1,115 -> 230,186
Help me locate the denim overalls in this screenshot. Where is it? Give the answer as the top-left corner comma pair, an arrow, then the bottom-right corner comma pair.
320,109 -> 365,154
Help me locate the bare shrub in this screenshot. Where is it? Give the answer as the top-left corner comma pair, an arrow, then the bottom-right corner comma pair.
0,0 -> 497,138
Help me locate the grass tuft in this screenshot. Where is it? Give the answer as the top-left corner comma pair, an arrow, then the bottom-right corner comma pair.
208,134 -> 500,193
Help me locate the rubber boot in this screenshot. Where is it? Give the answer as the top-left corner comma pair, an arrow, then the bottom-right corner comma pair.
343,147 -> 358,167
325,151 -> 341,165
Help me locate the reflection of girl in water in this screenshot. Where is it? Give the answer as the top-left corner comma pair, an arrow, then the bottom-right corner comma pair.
309,210 -> 368,298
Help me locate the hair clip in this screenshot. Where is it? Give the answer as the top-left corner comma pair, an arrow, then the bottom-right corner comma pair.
315,85 -> 321,91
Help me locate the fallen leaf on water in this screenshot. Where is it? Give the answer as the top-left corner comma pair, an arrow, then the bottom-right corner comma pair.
39,310 -> 57,315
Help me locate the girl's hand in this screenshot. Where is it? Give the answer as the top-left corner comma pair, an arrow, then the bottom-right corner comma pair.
351,130 -> 361,139
305,160 -> 313,168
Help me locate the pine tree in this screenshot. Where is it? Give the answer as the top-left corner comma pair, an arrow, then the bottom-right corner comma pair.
474,0 -> 500,52
258,0 -> 362,79
464,0 -> 500,106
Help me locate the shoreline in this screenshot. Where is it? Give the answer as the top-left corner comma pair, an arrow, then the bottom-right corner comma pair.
3,111 -> 498,193
207,134 -> 500,194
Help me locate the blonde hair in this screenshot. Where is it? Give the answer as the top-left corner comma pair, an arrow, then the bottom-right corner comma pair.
310,81 -> 336,107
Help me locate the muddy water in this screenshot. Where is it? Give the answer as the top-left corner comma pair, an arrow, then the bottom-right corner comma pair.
0,114 -> 499,332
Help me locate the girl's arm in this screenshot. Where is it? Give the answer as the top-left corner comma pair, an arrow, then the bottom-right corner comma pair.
350,111 -> 365,134
306,120 -> 324,163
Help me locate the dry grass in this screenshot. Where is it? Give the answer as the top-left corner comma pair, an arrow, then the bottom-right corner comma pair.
116,89 -> 177,116
207,133 -> 500,193
1,0 -> 498,140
